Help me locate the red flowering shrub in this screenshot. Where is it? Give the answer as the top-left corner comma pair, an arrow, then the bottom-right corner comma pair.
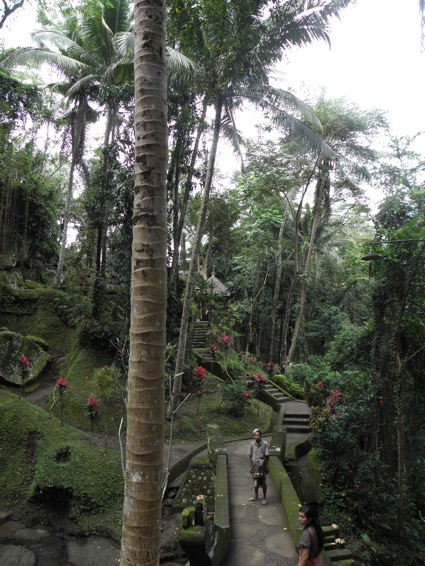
217,334 -> 230,348
220,380 -> 253,416
56,377 -> 68,391
194,366 -> 205,379
305,380 -> 328,408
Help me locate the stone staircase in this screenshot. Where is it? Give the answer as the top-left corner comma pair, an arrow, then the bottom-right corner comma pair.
282,411 -> 311,435
261,382 -> 311,435
323,525 -> 356,563
262,381 -> 291,404
191,321 -> 210,349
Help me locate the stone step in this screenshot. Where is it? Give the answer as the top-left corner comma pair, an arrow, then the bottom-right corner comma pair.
284,417 -> 310,425
284,412 -> 310,419
323,525 -> 340,540
326,548 -> 355,562
324,541 -> 346,551
284,424 -> 311,433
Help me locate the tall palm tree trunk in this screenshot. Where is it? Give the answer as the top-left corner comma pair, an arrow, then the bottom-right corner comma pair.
120,1 -> 167,564
269,203 -> 290,360
287,158 -> 329,362
55,101 -> 87,288
55,162 -> 75,287
172,94 -> 223,407
168,98 -> 208,293
279,172 -> 314,363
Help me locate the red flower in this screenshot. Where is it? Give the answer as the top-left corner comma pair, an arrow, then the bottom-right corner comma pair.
354,483 -> 360,489
240,390 -> 250,399
211,344 -> 217,351
378,399 -> 384,406
197,389 -> 203,396
194,366 -> 205,378
102,365 -> 108,371
87,396 -> 97,407
317,381 -> 324,387
218,334 -> 230,347
256,373 -> 263,382
267,361 -> 274,370
19,355 -> 28,364
56,377 -> 68,389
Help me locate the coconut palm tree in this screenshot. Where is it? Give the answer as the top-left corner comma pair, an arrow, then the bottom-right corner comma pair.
120,1 -> 167,563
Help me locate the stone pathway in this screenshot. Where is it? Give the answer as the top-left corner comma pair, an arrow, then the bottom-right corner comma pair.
221,436 -> 299,566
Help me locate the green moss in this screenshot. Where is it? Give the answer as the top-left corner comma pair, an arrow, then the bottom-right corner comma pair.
1,307 -> 76,353
26,335 -> 49,350
0,395 -> 123,537
51,348 -> 119,433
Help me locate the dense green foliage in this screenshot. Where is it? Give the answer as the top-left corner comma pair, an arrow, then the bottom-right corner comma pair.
1,0 -> 425,563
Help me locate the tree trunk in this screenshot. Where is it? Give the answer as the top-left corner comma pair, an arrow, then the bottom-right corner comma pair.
55,162 -> 75,287
269,203 -> 290,361
279,171 -> 314,363
172,94 -> 223,406
55,101 -> 87,288
168,98 -> 208,293
120,1 -> 167,564
287,157 -> 329,362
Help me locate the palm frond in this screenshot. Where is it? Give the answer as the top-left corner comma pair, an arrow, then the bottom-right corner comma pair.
166,46 -> 198,83
114,31 -> 134,61
258,0 -> 352,65
265,86 -> 323,131
106,61 -> 134,84
2,46 -> 88,79
221,105 -> 245,169
80,3 -> 115,66
268,106 -> 335,158
103,0 -> 131,34
67,74 -> 99,97
32,30 -> 100,70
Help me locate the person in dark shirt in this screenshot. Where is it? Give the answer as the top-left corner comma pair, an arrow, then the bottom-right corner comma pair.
297,502 -> 324,566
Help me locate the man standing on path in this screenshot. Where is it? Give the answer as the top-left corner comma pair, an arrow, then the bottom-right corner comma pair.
248,427 -> 269,504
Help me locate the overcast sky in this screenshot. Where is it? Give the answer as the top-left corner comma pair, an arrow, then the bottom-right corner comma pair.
282,0 -> 425,136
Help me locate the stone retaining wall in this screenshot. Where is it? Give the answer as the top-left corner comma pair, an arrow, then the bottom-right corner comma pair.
177,449 -> 230,566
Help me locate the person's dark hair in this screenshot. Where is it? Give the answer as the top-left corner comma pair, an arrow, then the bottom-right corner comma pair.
300,502 -> 324,554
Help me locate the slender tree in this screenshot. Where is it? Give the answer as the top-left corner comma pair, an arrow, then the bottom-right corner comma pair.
120,0 -> 167,564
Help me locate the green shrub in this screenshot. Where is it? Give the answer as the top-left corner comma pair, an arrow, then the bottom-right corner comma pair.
220,379 -> 252,416
272,373 -> 304,398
